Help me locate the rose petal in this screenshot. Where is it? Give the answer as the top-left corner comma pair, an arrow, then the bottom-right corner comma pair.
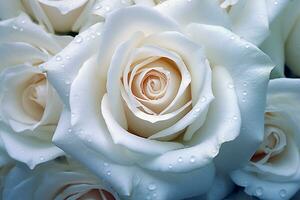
53,110 -> 216,199
155,0 -> 231,29
228,0 -> 269,45
101,94 -> 184,155
66,58 -> 135,164
231,169 -> 300,199
186,23 -> 273,171
0,13 -> 68,54
0,123 -> 63,169
44,23 -> 102,107
0,42 -> 48,70
0,0 -> 23,19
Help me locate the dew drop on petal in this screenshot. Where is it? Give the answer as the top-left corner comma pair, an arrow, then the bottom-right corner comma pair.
65,80 -> 71,85
255,187 -> 263,197
177,156 -> 183,163
75,36 -> 83,43
200,96 -> 207,102
106,170 -> 111,176
148,183 -> 157,191
190,156 -> 196,163
55,55 -> 62,62
279,189 -> 287,199
12,25 -> 18,30
228,83 -> 234,89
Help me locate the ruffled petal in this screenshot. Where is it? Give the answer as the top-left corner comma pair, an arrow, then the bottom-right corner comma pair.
186,24 -> 273,171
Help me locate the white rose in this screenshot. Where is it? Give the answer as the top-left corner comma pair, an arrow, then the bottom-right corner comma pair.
44,5 -> 273,199
0,0 -> 97,33
3,159 -> 119,200
261,0 -> 300,77
0,13 -> 72,169
231,78 -> 300,200
155,0 -> 289,46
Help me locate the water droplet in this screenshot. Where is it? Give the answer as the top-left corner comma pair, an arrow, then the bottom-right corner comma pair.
94,4 -> 102,10
168,164 -> 173,169
200,96 -> 207,102
90,33 -> 96,39
153,193 -> 157,198
12,25 -> 18,30
74,36 -> 83,43
65,80 -> 71,85
105,6 -> 111,11
245,44 -> 250,48
87,136 -> 92,143
67,128 -> 72,133
71,112 -> 75,118
96,32 -> 101,36
242,91 -> 248,96
104,162 -> 109,167
190,155 -> 196,163
177,156 -> 183,163
195,107 -> 200,112
40,156 -> 45,161
55,55 -> 62,62
65,55 -> 70,60
243,82 -> 248,87
86,35 -> 91,41
228,83 -> 234,89
233,115 -> 238,120
279,189 -> 287,198
187,0 -> 192,2
61,64 -> 65,68
106,170 -> 111,176
148,183 -> 157,191
255,187 -> 263,197
230,35 -> 235,40
121,0 -> 130,4
242,97 -> 246,103
211,148 -> 218,155
274,1 -> 278,5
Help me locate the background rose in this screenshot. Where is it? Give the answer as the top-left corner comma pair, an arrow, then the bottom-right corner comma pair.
155,0 -> 289,46
0,13 -> 72,169
43,4 -> 273,199
231,79 -> 300,199
0,0 -> 97,33
3,159 -> 118,200
261,0 -> 300,77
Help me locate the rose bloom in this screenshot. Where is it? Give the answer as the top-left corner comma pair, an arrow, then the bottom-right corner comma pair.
261,0 -> 300,77
44,3 -> 273,200
3,159 -> 119,200
231,79 -> 300,200
0,0 -> 169,34
0,13 -> 72,169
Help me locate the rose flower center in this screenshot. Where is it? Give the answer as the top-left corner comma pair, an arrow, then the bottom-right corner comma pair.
22,74 -> 47,121
251,126 -> 287,163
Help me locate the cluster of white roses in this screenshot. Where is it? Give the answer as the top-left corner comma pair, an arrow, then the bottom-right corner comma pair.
0,0 -> 300,199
